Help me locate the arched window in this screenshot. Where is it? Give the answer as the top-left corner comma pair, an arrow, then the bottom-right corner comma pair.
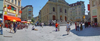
53,7 -> 55,12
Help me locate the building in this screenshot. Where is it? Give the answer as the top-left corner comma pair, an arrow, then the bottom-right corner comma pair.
89,0 -> 100,26
39,0 -> 85,23
68,1 -> 85,22
3,0 -> 21,18
40,0 -> 70,23
0,0 -> 3,18
21,5 -> 33,22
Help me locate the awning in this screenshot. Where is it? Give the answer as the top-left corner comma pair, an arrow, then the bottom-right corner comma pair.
4,15 -> 21,22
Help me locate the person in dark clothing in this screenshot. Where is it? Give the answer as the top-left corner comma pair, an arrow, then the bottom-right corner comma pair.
13,22 -> 17,33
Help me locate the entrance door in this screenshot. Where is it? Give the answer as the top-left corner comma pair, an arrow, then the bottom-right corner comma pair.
94,18 -> 97,22
60,15 -> 62,22
53,15 -> 55,20
65,16 -> 67,21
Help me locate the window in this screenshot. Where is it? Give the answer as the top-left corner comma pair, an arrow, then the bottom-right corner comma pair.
18,1 -> 20,6
53,7 -> 55,12
92,1 -> 95,7
60,8 -> 62,12
15,0 -> 16,4
28,9 -> 31,11
65,9 -> 66,13
12,0 -> 13,3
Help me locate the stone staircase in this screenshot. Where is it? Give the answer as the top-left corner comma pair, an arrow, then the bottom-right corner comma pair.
58,21 -> 67,26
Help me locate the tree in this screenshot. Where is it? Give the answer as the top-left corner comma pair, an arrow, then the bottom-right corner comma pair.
31,18 -> 35,22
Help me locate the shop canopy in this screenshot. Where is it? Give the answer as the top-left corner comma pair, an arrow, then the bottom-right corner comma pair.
4,15 -> 21,22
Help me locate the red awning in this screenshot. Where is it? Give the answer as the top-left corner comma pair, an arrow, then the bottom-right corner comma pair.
4,15 -> 21,22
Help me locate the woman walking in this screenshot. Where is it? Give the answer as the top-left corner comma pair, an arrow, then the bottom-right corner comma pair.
10,23 -> 14,33
66,22 -> 70,35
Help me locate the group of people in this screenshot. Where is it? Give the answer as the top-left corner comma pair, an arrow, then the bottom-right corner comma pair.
9,22 -> 17,33
75,21 -> 98,31
55,22 -> 71,35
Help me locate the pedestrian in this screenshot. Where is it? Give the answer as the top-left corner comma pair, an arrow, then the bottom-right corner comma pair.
55,22 -> 59,31
88,22 -> 90,27
82,22 -> 85,30
0,21 -> 3,35
13,22 -> 17,33
75,22 -> 77,31
66,22 -> 71,35
76,21 -> 79,31
80,23 -> 83,31
10,22 -> 14,33
41,22 -> 44,28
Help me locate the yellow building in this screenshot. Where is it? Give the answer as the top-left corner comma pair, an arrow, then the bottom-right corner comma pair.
89,0 -> 100,26
40,0 -> 70,23
40,0 -> 85,23
3,0 -> 21,18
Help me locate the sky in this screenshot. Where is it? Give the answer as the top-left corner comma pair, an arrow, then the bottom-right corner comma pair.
21,0 -> 89,17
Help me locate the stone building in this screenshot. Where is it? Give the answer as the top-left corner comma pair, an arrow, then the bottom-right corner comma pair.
68,1 -> 85,22
3,0 -> 21,18
89,0 -> 100,26
40,0 -> 85,23
40,0 -> 70,23
21,5 -> 33,21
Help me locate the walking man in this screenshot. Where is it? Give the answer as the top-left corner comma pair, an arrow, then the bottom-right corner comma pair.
66,22 -> 70,35
13,22 -> 17,33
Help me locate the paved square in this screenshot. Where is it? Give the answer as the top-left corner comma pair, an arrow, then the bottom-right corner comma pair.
0,24 -> 100,41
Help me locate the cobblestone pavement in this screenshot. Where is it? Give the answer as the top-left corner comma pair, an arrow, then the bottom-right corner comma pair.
0,24 -> 100,41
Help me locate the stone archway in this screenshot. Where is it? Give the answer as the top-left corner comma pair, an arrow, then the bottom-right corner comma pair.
65,16 -> 67,21
52,15 -> 56,20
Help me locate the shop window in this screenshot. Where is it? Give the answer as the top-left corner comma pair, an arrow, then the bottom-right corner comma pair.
53,7 -> 55,12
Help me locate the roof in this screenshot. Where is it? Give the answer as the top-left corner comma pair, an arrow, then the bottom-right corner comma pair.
69,1 -> 84,7
21,5 -> 33,10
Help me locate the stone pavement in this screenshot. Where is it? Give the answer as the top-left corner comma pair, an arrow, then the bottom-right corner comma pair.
0,24 -> 100,41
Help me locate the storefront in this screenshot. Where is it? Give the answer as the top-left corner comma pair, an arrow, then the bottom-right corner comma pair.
4,15 -> 21,28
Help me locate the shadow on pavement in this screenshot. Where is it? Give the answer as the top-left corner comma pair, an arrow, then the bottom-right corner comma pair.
62,34 -> 67,36
71,27 -> 100,36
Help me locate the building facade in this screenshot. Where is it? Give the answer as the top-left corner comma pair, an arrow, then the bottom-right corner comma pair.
3,0 -> 21,18
0,0 -> 3,18
40,0 -> 85,23
21,5 -> 33,21
89,0 -> 100,26
68,1 -> 85,22
40,0 -> 70,23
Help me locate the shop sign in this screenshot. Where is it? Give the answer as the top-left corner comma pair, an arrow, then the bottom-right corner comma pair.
8,9 -> 16,14
7,12 -> 15,16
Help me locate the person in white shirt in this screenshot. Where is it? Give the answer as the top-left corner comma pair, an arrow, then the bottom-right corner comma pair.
41,22 -> 44,28
66,22 -> 70,35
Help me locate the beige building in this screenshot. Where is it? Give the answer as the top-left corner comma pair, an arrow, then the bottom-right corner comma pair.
89,0 -> 100,26
40,0 -> 70,23
3,0 -> 21,18
40,0 -> 85,23
21,5 -> 33,21
68,1 -> 85,22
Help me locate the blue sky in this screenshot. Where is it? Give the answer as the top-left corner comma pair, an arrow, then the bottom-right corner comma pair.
21,0 -> 89,17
